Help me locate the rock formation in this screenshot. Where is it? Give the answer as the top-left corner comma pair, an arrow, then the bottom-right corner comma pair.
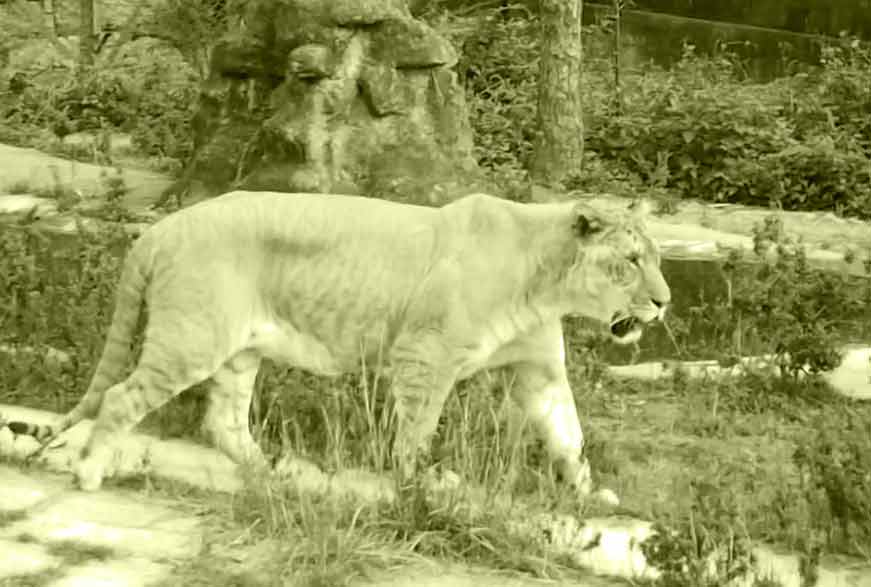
176,0 -> 481,205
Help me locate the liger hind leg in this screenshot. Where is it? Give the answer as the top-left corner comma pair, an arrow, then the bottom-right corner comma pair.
389,341 -> 458,481
509,363 -> 592,496
75,340 -> 223,491
201,350 -> 267,470
75,372 -> 203,491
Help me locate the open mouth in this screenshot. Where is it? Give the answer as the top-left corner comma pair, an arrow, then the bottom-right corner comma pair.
609,315 -> 642,340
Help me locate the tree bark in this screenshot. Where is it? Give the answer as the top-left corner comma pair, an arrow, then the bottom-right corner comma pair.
78,0 -> 95,69
530,0 -> 584,188
42,0 -> 58,40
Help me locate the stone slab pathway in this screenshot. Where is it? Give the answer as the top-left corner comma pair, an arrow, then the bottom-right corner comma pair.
0,464 -> 199,587
0,461 -> 598,587
3,401 -> 871,587
0,404 -> 619,587
0,460 -> 617,587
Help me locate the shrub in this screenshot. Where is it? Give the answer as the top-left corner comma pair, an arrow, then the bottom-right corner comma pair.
585,41 -> 871,216
1,39 -> 199,166
663,214 -> 871,382
588,52 -> 791,202
750,136 -> 871,216
451,7 -> 540,171
449,5 -> 871,218
793,407 -> 871,556
641,481 -> 757,587
0,225 -> 129,412
127,66 -> 198,162
807,40 -> 871,151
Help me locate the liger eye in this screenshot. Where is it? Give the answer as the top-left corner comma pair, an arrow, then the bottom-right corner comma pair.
628,252 -> 640,264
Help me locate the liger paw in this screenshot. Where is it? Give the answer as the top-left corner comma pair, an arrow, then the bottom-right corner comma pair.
75,456 -> 106,492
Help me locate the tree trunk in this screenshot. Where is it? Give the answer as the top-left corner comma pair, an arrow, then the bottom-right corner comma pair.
79,0 -> 95,69
42,0 -> 58,40
530,0 -> 584,188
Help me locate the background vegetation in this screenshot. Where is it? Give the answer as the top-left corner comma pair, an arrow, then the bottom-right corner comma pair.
1,1 -> 870,585
449,8 -> 871,217
4,1 -> 871,216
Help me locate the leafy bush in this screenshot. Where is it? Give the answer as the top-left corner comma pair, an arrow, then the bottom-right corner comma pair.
126,64 -> 199,162
1,39 -> 199,166
586,42 -> 871,216
806,41 -> 871,150
451,7 -> 540,171
663,214 -> 871,381
450,4 -> 871,217
793,407 -> 871,557
749,137 -> 871,215
0,225 -> 129,413
642,483 -> 757,587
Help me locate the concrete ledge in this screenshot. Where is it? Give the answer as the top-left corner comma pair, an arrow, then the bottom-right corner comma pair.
607,344 -> 871,401
534,188 -> 871,278
0,144 -> 173,213
4,184 -> 871,279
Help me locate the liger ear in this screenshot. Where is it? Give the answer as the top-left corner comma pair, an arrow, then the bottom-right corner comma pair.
628,198 -> 653,219
572,211 -> 605,238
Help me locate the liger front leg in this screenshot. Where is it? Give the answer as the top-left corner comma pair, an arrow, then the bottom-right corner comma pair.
510,362 -> 593,497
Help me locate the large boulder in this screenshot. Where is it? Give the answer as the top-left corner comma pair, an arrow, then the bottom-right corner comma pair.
174,0 -> 481,205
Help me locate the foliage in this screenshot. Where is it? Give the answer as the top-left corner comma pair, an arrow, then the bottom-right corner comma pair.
1,36 -> 200,167
452,4 -> 871,217
0,225 -> 129,414
142,0 -> 242,79
586,42 -> 871,217
796,40 -> 871,151
641,485 -> 756,587
793,408 -> 871,557
124,56 -> 199,162
450,6 -> 540,172
662,214 -> 871,382
0,1 -> 48,54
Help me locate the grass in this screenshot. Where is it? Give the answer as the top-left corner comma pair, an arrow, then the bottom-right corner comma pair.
137,366 -> 605,586
95,357 -> 866,587
2,169 -> 869,586
2,220 -> 869,585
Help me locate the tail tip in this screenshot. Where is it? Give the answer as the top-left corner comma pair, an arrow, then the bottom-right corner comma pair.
7,421 -> 30,435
